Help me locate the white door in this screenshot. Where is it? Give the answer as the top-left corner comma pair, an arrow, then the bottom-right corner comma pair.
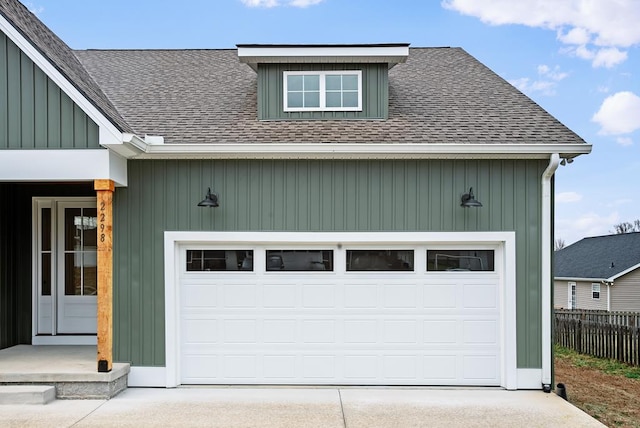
179,243 -> 501,386
34,198 -> 97,336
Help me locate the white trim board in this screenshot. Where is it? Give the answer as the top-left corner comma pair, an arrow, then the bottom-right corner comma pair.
0,13 -> 123,146
124,142 -> 592,160
0,149 -> 127,186
164,231 -> 518,389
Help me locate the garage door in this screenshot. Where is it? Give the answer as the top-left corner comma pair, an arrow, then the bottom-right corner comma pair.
179,243 -> 501,386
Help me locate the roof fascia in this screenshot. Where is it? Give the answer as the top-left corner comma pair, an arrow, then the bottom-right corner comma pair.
0,13 -> 122,146
555,276 -> 607,282
609,262 -> 640,281
114,142 -> 592,160
237,45 -> 410,71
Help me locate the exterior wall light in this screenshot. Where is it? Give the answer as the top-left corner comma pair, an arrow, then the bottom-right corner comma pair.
461,187 -> 482,208
197,188 -> 219,207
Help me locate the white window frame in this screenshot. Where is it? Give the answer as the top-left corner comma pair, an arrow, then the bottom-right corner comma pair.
283,70 -> 362,112
591,282 -> 601,300
568,282 -> 576,309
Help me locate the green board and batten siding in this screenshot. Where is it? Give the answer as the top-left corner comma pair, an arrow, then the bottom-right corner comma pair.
258,63 -> 388,120
113,159 -> 547,369
0,32 -> 99,149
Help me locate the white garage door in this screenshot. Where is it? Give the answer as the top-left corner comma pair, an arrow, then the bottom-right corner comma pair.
179,243 -> 502,386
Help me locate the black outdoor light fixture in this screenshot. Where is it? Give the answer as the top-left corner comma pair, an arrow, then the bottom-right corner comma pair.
197,188 -> 219,208
460,187 -> 482,208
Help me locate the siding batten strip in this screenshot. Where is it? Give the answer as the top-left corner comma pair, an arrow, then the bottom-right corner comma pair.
95,179 -> 114,372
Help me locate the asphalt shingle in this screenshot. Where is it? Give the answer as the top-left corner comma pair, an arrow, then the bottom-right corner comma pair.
555,232 -> 640,279
74,48 -> 589,146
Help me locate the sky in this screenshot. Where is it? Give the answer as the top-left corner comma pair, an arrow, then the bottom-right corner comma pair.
22,0 -> 640,245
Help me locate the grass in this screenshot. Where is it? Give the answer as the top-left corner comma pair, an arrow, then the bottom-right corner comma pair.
555,345 -> 640,379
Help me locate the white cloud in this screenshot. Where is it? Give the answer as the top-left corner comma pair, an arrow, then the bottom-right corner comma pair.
240,0 -> 323,7
556,192 -> 582,203
557,27 -> 591,45
24,2 -> 44,15
510,64 -> 567,96
597,85 -> 610,93
592,91 -> 640,135
556,211 -> 620,244
442,0 -> 640,66
289,0 -> 323,7
616,137 -> 633,146
592,47 -> 628,68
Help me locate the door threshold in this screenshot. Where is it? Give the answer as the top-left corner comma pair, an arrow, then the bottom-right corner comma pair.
32,335 -> 97,346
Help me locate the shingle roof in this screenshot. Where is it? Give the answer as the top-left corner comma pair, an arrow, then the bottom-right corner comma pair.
74,48 -> 589,145
555,233 -> 640,280
0,0 -> 132,133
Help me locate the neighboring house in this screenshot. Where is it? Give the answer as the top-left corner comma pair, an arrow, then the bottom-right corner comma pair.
0,0 -> 591,391
554,233 -> 640,312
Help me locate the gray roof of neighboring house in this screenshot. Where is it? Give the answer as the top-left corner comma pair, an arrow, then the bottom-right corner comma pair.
74,48 -> 589,145
555,233 -> 640,280
0,0 -> 132,133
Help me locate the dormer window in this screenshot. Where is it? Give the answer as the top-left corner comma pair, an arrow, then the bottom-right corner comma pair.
283,71 -> 362,112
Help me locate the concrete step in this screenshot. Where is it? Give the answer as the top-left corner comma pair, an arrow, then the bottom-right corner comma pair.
0,385 -> 56,404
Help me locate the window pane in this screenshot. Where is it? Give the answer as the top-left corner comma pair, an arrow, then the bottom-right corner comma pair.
64,208 -> 82,251
266,250 -> 333,271
65,253 -> 81,295
303,75 -> 319,90
427,250 -> 495,271
83,262 -> 97,295
326,75 -> 342,91
326,92 -> 342,107
342,91 -> 359,107
304,91 -> 320,107
346,250 -> 414,271
82,208 -> 98,250
41,208 -> 51,251
186,250 -> 253,271
288,92 -> 303,108
41,253 -> 51,296
287,75 -> 303,91
342,75 -> 358,90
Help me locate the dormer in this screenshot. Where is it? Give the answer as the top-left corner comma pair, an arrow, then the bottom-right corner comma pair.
237,44 -> 409,121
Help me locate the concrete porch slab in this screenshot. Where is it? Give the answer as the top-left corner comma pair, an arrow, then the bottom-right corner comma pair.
0,345 -> 129,399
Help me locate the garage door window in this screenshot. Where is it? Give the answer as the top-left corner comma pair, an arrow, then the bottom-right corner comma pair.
186,250 -> 254,271
346,250 -> 414,271
266,250 -> 333,271
427,250 -> 494,271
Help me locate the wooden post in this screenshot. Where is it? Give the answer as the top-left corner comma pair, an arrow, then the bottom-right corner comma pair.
95,179 -> 114,372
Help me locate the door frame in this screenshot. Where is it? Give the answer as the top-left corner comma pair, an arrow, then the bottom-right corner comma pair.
162,231 -> 518,389
31,197 -> 98,345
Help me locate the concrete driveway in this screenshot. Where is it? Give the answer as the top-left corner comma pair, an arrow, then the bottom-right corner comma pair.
1,387 -> 604,427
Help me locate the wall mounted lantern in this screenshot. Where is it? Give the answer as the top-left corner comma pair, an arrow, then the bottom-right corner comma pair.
197,188 -> 219,208
460,187 -> 482,208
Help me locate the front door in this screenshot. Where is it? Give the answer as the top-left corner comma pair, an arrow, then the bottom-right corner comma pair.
34,198 -> 98,339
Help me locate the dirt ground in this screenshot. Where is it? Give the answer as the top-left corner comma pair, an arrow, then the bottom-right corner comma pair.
555,356 -> 640,427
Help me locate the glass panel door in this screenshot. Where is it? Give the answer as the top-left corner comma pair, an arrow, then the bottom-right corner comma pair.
56,201 -> 98,334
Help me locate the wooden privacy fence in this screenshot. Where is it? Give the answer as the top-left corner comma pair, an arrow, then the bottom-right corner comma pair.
555,310 -> 640,366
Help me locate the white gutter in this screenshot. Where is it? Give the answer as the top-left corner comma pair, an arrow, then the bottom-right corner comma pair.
541,153 -> 560,390
105,142 -> 592,160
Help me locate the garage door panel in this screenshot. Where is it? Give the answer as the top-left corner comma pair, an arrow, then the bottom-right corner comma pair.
263,285 -> 297,308
302,285 -> 336,308
179,245 -> 502,386
423,284 -> 457,308
224,285 -> 257,307
344,285 -> 378,308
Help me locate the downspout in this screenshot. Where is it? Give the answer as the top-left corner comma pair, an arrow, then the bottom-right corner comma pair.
541,153 -> 560,391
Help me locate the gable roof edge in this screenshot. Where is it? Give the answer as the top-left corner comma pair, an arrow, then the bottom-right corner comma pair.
610,262 -> 640,281
0,12 -> 123,146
